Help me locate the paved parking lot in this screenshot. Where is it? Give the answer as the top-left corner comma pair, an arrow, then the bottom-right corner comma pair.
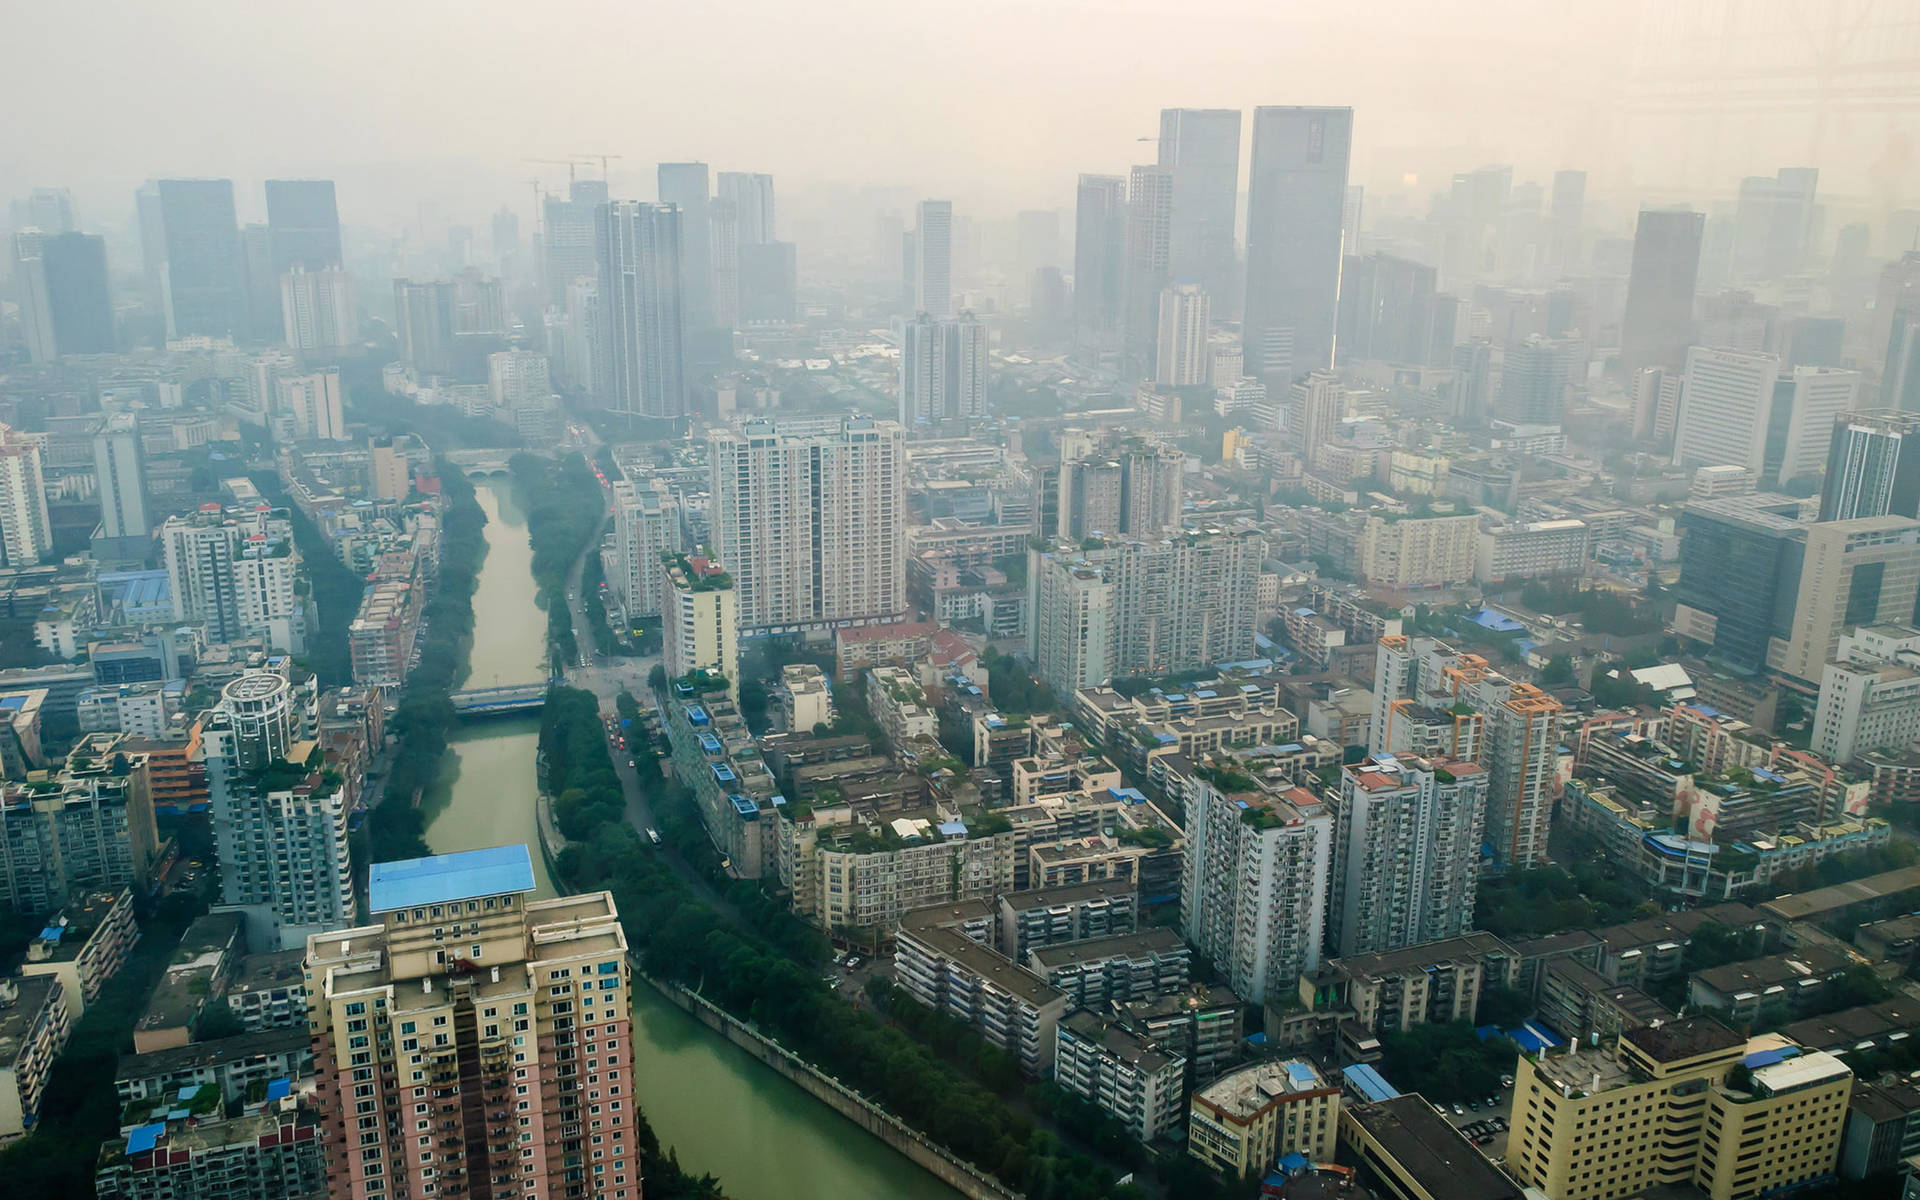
1437,1083 -> 1516,1162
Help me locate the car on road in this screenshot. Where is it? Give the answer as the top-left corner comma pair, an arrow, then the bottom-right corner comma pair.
646,828 -> 661,845
628,758 -> 636,767
1451,1103 -> 1466,1116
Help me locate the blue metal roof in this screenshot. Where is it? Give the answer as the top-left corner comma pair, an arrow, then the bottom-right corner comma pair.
126,1122 -> 167,1155
1345,1063 -> 1400,1102
938,819 -> 968,837
1744,1045 -> 1800,1069
368,844 -> 536,913
265,1077 -> 292,1101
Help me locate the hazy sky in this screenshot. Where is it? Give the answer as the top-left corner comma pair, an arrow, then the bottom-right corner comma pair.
4,0 -> 1913,230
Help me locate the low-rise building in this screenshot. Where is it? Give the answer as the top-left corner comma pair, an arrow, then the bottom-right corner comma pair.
0,974 -> 71,1141
995,879 -> 1138,961
222,949 -> 308,1032
1343,1094 -> 1523,1200
94,1104 -> 326,1200
133,911 -> 243,1053
114,1028 -> 314,1110
1189,1059 -> 1341,1178
893,922 -> 1068,1077
19,887 -> 138,1016
1686,947 -> 1854,1024
1326,932 -> 1520,1034
1053,1010 -> 1186,1142
1027,929 -> 1189,1008
1113,984 -> 1243,1087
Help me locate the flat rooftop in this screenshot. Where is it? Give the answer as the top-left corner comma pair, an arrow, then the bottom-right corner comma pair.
1196,1059 -> 1333,1119
1621,1017 -> 1745,1065
0,975 -> 59,1065
1061,1009 -> 1177,1075
1761,865 -> 1920,922
1028,928 -> 1186,971
117,1027 -> 311,1079
1332,931 -> 1517,980
369,843 -> 536,913
1345,1095 -> 1524,1200
1779,998 -> 1920,1051
904,925 -> 1065,1010
1001,878 -> 1138,910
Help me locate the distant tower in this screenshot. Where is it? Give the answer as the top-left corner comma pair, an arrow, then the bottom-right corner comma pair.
1072,174 -> 1127,362
1619,209 -> 1705,381
1158,108 -> 1241,317
155,179 -> 247,340
594,201 -> 686,418
1154,284 -> 1211,387
659,161 -> 713,332
1124,165 -> 1173,377
914,200 -> 953,318
1243,106 -> 1352,378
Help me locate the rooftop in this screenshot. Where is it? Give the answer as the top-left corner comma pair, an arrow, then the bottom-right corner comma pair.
1028,928 -> 1185,971
1621,1017 -> 1745,1065
368,843 -> 536,913
1691,946 -> 1851,997
999,878 -> 1138,911
1195,1059 -> 1334,1119
904,925 -> 1066,1009
1761,864 -> 1920,922
1342,1095 -> 1523,1200
1332,931 -> 1517,981
1061,1009 -> 1178,1075
1778,998 -> 1920,1052
116,1027 -> 311,1080
0,975 -> 59,1065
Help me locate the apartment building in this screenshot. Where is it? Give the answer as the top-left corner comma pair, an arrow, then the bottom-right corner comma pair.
1328,932 -> 1521,1034
306,844 -> 636,1200
1053,1011 -> 1186,1141
893,921 -> 1068,1076
610,478 -> 674,618
115,1028 -> 313,1110
1027,929 -> 1190,1008
1812,625 -> 1920,765
19,887 -> 137,1016
1188,1059 -> 1341,1178
1354,513 -> 1479,587
95,1105 -> 326,1200
0,974 -> 71,1141
160,507 -> 308,653
1334,755 -> 1487,955
995,879 -> 1139,961
661,555 -> 739,695
347,579 -> 418,689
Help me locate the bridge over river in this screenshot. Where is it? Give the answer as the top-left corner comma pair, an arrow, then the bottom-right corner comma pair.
448,683 -> 548,717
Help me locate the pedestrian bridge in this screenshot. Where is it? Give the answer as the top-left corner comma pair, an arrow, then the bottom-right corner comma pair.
449,684 -> 548,717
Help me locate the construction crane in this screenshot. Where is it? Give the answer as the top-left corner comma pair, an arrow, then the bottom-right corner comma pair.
574,153 -> 624,181
525,157 -> 591,189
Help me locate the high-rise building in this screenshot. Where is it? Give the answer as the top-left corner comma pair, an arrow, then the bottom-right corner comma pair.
708,417 -> 907,633
1179,774 -> 1331,1005
1498,336 -> 1580,426
1369,637 -> 1562,868
1072,174 -> 1127,361
594,201 -> 685,418
263,179 -> 342,273
1772,367 -> 1861,489
204,668 -> 348,940
240,222 -> 282,343
275,369 -> 346,441
1158,108 -> 1241,316
611,479 -> 674,618
1673,493 -> 1812,673
155,179 -> 246,340
662,554 -> 739,692
709,198 -> 740,331
488,349 -> 551,411
1336,252 -> 1451,367
161,508 -> 307,652
10,187 -> 74,235
279,265 -> 356,352
913,199 -> 953,318
1618,209 -> 1705,383
898,311 -> 987,428
659,162 -> 713,332
306,844 -> 635,1200
36,232 -> 114,356
1028,530 -> 1264,696
1812,625 -> 1920,766
1154,284 -> 1210,387
542,179 -> 605,305
1055,431 -> 1186,539
8,232 -> 56,363
1333,754 -> 1488,955
1291,369 -> 1347,460
1674,346 -> 1780,472
1243,106 -> 1353,378
92,412 -> 149,541
1820,410 -> 1920,521
392,279 -> 455,375
717,171 -> 775,245
1123,165 -> 1173,376
0,427 -> 52,568
1733,167 -> 1819,281
1772,515 -> 1920,685
0,737 -> 159,913
738,241 -> 797,324
1548,168 -> 1586,274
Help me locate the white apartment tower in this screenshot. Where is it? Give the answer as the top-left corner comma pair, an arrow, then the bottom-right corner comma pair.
1292,369 -> 1348,459
1334,755 -> 1489,955
93,412 -> 149,541
1180,775 -> 1332,1005
1155,284 -> 1212,386
709,417 -> 907,633
274,370 -> 346,441
161,508 -> 308,652
1812,625 -> 1920,765
662,555 -> 739,693
0,426 -> 52,567
898,310 -> 987,428
279,265 -> 357,352
611,478 -> 675,618
1674,346 -> 1779,472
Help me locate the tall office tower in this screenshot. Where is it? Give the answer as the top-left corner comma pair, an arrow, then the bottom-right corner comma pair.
898,311 -> 987,428
1772,367 -> 1862,489
1548,169 -> 1586,274
1157,108 -> 1241,315
491,206 -> 521,277
92,412 -> 149,541
263,179 -> 341,273
542,180 -> 605,305
1774,515 -> 1920,686
1497,336 -> 1580,425
0,427 -> 52,568
203,668 -> 347,939
1332,755 -> 1487,956
1123,166 -> 1173,376
1243,106 -> 1352,378
1630,366 -> 1669,439
280,265 -> 357,352
155,179 -> 246,340
1672,493 -> 1813,673
134,182 -> 166,313
1674,346 -> 1780,471
1733,167 -> 1819,281
710,198 -> 741,331
659,161 -> 712,327
449,269 -> 508,334
913,199 -> 953,318
1368,637 -> 1561,869
1450,339 -> 1494,424
8,233 -> 55,363
1873,252 -> 1920,378
594,201 -> 685,417
33,232 -> 113,356
611,478 -> 674,617
10,187 -> 74,234
1343,184 -> 1365,256
240,222 -> 281,341
1618,209 -> 1705,381
1290,369 -> 1347,459
662,554 -> 739,693
161,508 -> 307,651
1180,775 -> 1331,1005
276,369 -> 347,441
708,417 -> 907,633
1337,252 -> 1448,367
1027,530 -> 1264,696
393,279 -> 455,374
1154,284 -> 1211,386
717,171 -> 775,245
1775,313 -> 1845,370
738,240 -> 797,324
1072,174 -> 1128,361
1820,410 -> 1920,521
556,277 -> 600,394
307,845 -> 635,1200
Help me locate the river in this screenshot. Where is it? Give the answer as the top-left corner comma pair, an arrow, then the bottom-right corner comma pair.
421,479 -> 959,1200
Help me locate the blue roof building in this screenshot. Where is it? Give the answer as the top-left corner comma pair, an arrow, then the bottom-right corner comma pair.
368,844 -> 536,913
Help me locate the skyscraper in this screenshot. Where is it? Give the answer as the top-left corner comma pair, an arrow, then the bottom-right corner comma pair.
92,413 -> 149,541
1334,755 -> 1488,955
0,426 -> 52,568
1619,209 -> 1705,381
1498,336 -> 1580,426
611,478 -> 674,617
1772,367 -> 1862,489
306,844 -> 635,1200
1072,174 -> 1127,361
240,222 -> 281,342
1674,346 -> 1779,472
1291,369 -> 1347,460
1243,106 -> 1352,378
1157,108 -> 1241,315
280,265 -> 357,352
40,232 -> 114,355
263,179 -> 342,273
913,199 -> 953,318
717,171 -> 775,244
1820,410 -> 1920,522
1154,284 -> 1210,386
594,201 -> 685,418
1733,167 -> 1818,281
161,507 -> 307,651
708,417 -> 907,633
10,187 -> 74,235
738,240 -> 797,324
8,233 -> 55,363
1548,168 -> 1586,274
659,161 -> 712,330
155,179 -> 246,339
393,279 -> 455,375
542,179 -> 605,305
710,197 -> 740,331
898,311 -> 987,428
1123,165 -> 1173,377
1337,252 -> 1448,367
